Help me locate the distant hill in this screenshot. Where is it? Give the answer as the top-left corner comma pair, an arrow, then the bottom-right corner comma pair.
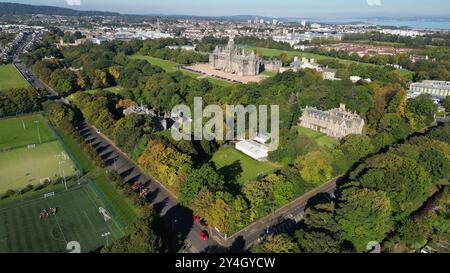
0,2 -> 120,16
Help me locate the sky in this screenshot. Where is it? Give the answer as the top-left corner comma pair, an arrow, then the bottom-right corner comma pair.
5,0 -> 450,17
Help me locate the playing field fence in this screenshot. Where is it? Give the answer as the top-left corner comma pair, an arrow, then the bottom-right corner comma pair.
0,138 -> 56,153
45,121 -> 85,176
0,180 -> 85,212
88,180 -> 126,231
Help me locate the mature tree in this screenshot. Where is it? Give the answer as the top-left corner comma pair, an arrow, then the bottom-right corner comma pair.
242,177 -> 276,220
49,69 -> 77,95
255,234 -> 299,253
42,101 -> 74,129
406,94 -> 438,128
354,153 -> 433,219
443,96 -> 450,113
204,196 -> 232,233
295,151 -> 333,184
296,230 -> 342,253
179,163 -> 224,207
271,174 -> 295,206
378,113 -> 411,140
191,187 -> 213,217
397,219 -> 428,250
101,208 -> 163,253
337,187 -> 392,252
138,140 -> 192,194
340,134 -> 375,162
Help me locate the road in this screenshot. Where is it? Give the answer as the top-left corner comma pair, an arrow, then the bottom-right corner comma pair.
77,123 -> 217,253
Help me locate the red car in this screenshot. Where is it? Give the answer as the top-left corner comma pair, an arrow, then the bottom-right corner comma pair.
200,230 -> 209,241
131,182 -> 142,190
193,214 -> 201,222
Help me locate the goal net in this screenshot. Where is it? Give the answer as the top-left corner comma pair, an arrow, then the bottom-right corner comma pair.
27,144 -> 36,149
98,207 -> 111,221
44,192 -> 55,198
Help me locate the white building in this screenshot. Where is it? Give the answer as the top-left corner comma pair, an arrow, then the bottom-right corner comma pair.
409,80 -> 450,99
235,134 -> 271,161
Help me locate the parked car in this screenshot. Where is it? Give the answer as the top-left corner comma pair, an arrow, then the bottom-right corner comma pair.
140,188 -> 150,197
200,230 -> 209,241
131,182 -> 142,190
193,214 -> 201,222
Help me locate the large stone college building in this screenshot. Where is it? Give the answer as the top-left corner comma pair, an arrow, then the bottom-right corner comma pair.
209,37 -> 282,76
299,104 -> 365,138
209,37 -> 262,76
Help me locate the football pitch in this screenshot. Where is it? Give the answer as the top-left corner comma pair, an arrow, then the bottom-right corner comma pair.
0,64 -> 30,90
0,184 -> 123,253
0,114 -> 79,193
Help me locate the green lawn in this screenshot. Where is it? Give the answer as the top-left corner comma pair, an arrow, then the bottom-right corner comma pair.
0,141 -> 79,193
211,146 -> 278,184
52,127 -> 140,227
90,173 -> 140,227
53,127 -> 94,173
0,64 -> 30,90
0,114 -> 55,150
131,54 -> 233,87
131,55 -> 180,72
0,114 -> 79,193
0,185 -> 123,253
239,45 -> 413,78
297,126 -> 340,148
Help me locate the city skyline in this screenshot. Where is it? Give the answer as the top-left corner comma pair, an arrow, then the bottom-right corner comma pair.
3,0 -> 450,17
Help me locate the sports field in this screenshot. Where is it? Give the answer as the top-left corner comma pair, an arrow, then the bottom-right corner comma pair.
0,115 -> 54,150
0,64 -> 30,90
0,184 -> 123,253
0,114 -> 79,193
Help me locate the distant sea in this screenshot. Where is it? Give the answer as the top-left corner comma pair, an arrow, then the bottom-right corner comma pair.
310,18 -> 450,30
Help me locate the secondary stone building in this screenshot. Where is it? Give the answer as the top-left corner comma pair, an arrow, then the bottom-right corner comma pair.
299,104 -> 365,138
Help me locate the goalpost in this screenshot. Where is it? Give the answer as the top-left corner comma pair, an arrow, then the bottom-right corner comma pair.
27,144 -> 36,149
44,192 -> 55,198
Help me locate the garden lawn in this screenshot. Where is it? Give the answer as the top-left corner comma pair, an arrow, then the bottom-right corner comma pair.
297,126 -> 340,148
131,54 -> 233,87
211,146 -> 278,184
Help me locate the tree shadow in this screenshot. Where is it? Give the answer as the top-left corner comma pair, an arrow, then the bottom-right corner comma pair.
218,160 -> 243,194
305,192 -> 334,210
158,204 -> 194,252
229,236 -> 248,253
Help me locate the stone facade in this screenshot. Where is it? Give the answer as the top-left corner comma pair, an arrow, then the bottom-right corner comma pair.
299,104 -> 365,138
263,59 -> 282,73
209,37 -> 262,76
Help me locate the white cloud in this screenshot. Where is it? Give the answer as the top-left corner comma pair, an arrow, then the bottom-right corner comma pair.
367,0 -> 382,6
66,0 -> 81,6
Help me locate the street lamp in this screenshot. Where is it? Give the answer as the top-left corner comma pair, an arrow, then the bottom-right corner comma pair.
58,161 -> 68,191
101,232 -> 111,246
34,120 -> 41,144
